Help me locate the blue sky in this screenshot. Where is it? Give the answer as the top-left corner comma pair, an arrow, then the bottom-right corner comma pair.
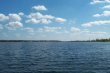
0,0 -> 110,41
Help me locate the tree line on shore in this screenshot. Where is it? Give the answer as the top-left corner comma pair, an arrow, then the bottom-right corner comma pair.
91,38 -> 110,42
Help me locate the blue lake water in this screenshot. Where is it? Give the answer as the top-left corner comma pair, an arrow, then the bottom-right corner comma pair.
0,42 -> 110,73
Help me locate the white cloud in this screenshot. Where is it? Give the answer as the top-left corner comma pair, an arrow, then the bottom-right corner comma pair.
24,27 -> 34,32
32,5 -> 47,11
55,17 -> 66,23
0,24 -> 3,30
26,12 -> 66,24
103,5 -> 110,9
70,27 -> 81,32
40,19 -> 51,24
26,19 -> 40,24
27,12 -> 53,24
9,13 -> 21,21
38,26 -> 62,32
28,12 -> 43,19
0,14 -> 8,21
44,15 -> 54,19
90,31 -> 107,34
81,29 -> 90,33
18,12 -> 24,16
90,0 -> 110,4
6,21 -> 23,30
93,11 -> 110,17
26,18 -> 51,24
0,13 -> 22,22
70,27 -> 91,34
69,27 -> 107,38
69,27 -> 107,35
93,14 -> 101,17
25,5 -> 67,25
27,12 -> 54,19
82,20 -> 110,27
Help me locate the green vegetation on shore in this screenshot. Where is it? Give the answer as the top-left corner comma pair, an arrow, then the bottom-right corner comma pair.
91,38 -> 110,42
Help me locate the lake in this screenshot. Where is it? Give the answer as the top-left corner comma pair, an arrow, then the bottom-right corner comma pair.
0,42 -> 110,73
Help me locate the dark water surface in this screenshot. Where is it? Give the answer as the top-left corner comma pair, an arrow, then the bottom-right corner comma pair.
0,42 -> 110,73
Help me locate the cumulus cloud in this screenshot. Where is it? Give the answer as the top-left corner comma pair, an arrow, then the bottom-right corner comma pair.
81,29 -> 90,33
32,5 -> 47,11
26,5 -> 67,24
28,12 -> 43,19
26,19 -> 40,24
0,14 -> 8,21
44,15 -> 55,19
6,21 -> 23,30
9,13 -> 21,21
24,27 -> 34,32
0,13 -> 23,30
0,5 -> 67,31
55,18 -> 66,23
70,27 -> 89,34
93,14 -> 101,17
0,13 -> 22,22
103,5 -> 110,9
69,27 -> 107,36
71,27 -> 81,32
27,12 -> 54,19
82,20 -> 110,27
69,26 -> 107,34
40,19 -> 51,24
26,18 -> 51,24
93,11 -> 110,17
90,31 -> 107,34
18,12 -> 24,16
26,12 -> 66,24
90,0 -> 110,4
38,26 -> 62,32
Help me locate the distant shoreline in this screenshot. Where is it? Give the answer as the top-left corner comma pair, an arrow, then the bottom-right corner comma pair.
0,40 -> 62,42
0,40 -> 109,42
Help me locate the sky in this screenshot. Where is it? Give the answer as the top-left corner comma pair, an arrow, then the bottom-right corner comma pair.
0,0 -> 110,41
